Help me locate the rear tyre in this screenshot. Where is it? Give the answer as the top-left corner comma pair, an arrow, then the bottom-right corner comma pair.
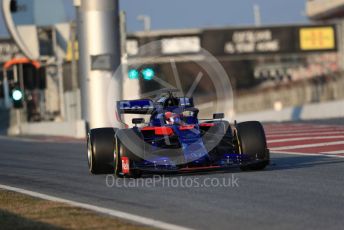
236,121 -> 269,171
88,128 -> 117,174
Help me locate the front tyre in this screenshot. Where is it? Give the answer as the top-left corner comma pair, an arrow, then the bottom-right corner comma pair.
88,128 -> 117,174
236,121 -> 269,171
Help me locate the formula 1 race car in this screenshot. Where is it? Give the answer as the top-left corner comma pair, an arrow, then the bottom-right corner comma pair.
87,90 -> 270,178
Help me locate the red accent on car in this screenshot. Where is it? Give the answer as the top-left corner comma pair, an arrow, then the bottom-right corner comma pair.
121,157 -> 130,174
141,127 -> 174,136
200,123 -> 215,127
179,125 -> 195,130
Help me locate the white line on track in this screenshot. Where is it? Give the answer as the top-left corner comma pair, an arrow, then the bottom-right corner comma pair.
267,136 -> 344,143
271,141 -> 344,151
266,128 -> 344,135
0,184 -> 192,230
265,127 -> 325,132
266,131 -> 344,138
272,150 -> 344,158
322,150 -> 344,154
265,124 -> 341,131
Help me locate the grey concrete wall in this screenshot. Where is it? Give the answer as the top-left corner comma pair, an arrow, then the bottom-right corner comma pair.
7,120 -> 87,138
235,76 -> 344,114
235,99 -> 344,122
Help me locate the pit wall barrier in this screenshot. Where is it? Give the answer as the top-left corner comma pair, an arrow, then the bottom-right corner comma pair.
5,99 -> 344,138
8,120 -> 86,138
235,99 -> 344,122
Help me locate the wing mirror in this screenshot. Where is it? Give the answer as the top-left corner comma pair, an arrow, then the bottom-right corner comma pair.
132,118 -> 145,125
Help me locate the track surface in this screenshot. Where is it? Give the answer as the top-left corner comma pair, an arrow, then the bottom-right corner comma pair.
0,123 -> 344,230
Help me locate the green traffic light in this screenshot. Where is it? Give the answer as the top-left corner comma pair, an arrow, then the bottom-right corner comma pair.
142,68 -> 155,80
128,69 -> 139,79
12,89 -> 23,101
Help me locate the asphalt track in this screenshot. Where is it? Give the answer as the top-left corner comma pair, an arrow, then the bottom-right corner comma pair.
0,123 -> 344,230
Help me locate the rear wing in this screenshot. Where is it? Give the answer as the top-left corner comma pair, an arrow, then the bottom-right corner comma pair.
117,99 -> 154,114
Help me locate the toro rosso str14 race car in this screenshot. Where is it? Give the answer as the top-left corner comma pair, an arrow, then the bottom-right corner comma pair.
87,90 -> 270,178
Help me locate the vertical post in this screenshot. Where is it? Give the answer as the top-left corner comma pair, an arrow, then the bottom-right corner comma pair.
57,60 -> 65,120
13,65 -> 18,82
74,0 -> 86,124
53,27 -> 66,120
119,10 -> 127,100
11,64 -> 22,134
137,15 -> 151,32
15,109 -> 21,134
74,0 -> 88,124
71,22 -> 78,90
337,20 -> 344,71
77,0 -> 122,129
18,64 -> 26,113
18,63 -> 25,125
18,64 -> 24,92
2,69 -> 11,109
253,4 -> 262,27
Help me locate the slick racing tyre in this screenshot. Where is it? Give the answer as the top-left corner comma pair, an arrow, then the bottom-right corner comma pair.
87,128 -> 117,174
236,121 -> 269,171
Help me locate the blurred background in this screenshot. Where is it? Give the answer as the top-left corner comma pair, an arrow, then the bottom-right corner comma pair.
0,0 -> 343,137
